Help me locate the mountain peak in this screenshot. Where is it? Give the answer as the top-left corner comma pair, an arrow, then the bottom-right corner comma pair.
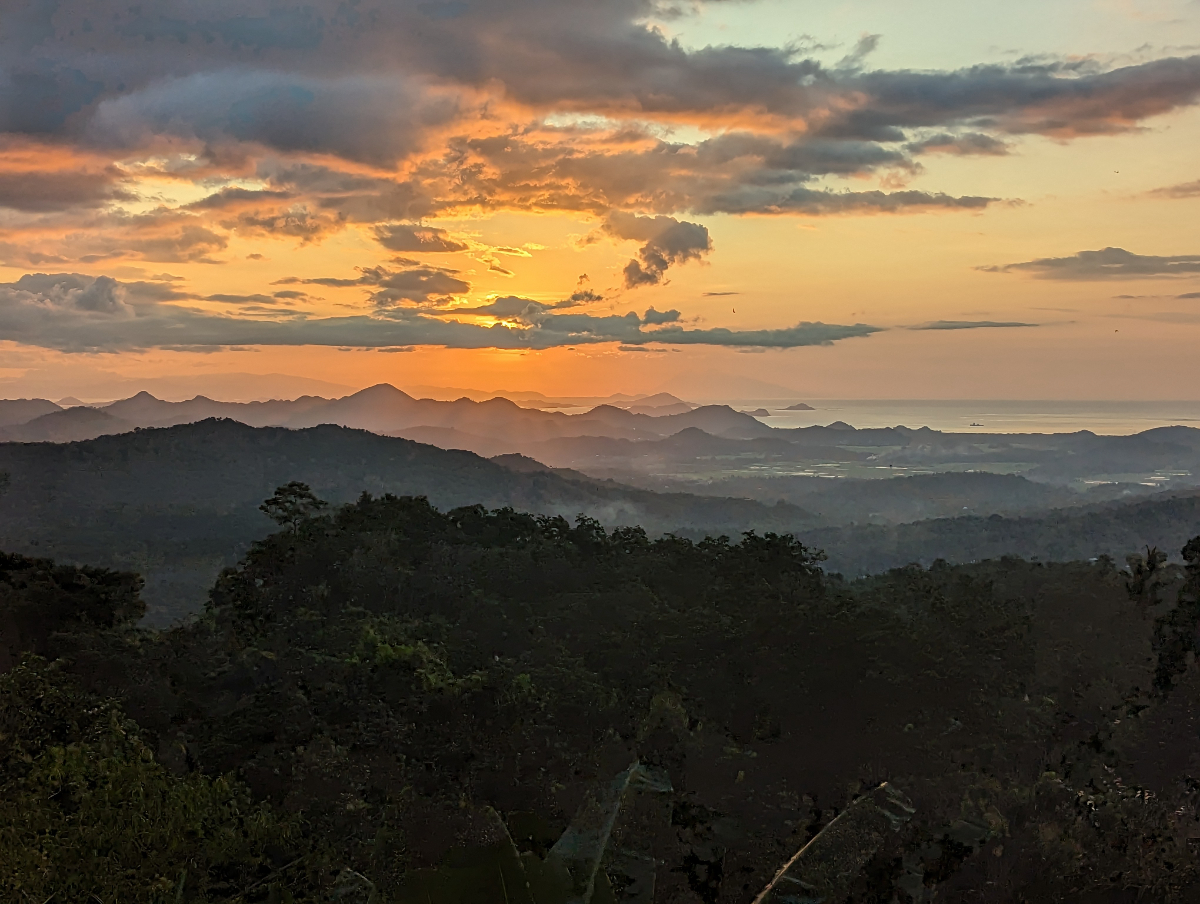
349,383 -> 414,401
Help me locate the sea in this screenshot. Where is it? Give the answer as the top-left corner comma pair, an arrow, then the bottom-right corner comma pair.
705,399 -> 1200,436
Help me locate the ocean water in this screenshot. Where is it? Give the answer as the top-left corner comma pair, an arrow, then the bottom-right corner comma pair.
718,400 -> 1200,436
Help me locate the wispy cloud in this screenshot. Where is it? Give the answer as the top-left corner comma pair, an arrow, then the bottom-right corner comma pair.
909,320 -> 1040,330
0,273 -> 882,353
980,247 -> 1200,279
1147,178 -> 1200,199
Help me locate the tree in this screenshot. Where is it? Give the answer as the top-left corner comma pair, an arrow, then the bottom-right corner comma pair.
260,482 -> 328,533
1126,545 -> 1169,608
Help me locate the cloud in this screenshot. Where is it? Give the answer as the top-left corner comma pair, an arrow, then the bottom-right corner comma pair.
0,208 -> 230,266
905,132 -> 1011,156
0,167 -> 133,212
373,223 -> 469,253
276,263 -> 471,306
231,206 -> 345,242
87,70 -> 464,166
695,186 -> 997,216
910,320 -> 1039,330
641,306 -> 680,325
981,247 -> 1200,279
0,272 -> 883,352
1111,310 -> 1200,324
3,1 -> 1200,347
202,290 -> 316,306
621,321 -> 882,348
186,187 -> 295,210
453,296 -> 551,319
835,55 -> 1200,140
1147,178 -> 1200,199
600,212 -> 712,288
8,3 -> 1199,149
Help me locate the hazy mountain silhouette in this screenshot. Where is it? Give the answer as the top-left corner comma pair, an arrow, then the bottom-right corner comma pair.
0,419 -> 817,623
0,398 -> 61,428
807,489 -> 1200,575
0,406 -> 131,443
0,383 -> 769,445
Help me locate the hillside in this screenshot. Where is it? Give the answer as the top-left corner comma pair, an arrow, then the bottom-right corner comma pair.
0,419 -> 816,623
0,406 -> 131,443
3,499 -> 1198,901
0,398 -> 61,427
807,489 -> 1200,575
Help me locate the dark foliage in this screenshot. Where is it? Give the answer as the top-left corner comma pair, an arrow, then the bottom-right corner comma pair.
1,493 -> 1198,900
0,420 -> 818,623
0,551 -> 143,670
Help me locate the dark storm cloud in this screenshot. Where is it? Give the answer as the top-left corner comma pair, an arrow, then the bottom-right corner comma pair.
0,273 -> 883,352
373,223 -> 469,253
982,247 -> 1200,280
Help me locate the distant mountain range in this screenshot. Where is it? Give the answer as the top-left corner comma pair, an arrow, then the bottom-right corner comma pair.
3,415 -> 1200,624
0,384 -> 766,445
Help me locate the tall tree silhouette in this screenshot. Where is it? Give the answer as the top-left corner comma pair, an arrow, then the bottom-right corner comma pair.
260,482 -> 328,533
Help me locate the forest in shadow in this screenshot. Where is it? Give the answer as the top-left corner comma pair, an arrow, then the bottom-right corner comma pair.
3,487 -> 1199,901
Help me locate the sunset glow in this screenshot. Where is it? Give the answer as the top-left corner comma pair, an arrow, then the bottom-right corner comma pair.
3,0 -> 1200,399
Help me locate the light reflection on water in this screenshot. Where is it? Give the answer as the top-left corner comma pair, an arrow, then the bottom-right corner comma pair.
725,399 -> 1200,436
532,399 -> 1200,436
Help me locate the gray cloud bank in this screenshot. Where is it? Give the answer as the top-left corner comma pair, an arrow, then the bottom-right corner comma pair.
5,2 -> 1200,224
4,2 -> 1200,350
982,247 -> 1200,280
0,272 -> 881,352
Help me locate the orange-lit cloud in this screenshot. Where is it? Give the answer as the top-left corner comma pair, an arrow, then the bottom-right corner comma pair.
2,0 -> 1200,364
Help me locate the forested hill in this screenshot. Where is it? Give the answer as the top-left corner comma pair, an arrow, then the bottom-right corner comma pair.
3,497 -> 1199,901
808,489 -> 1200,575
0,419 -> 816,623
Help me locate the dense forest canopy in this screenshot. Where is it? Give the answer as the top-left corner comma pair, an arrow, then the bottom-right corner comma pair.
2,488 -> 1199,901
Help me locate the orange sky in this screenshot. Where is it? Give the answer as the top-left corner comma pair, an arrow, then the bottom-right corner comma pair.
2,0 -> 1199,400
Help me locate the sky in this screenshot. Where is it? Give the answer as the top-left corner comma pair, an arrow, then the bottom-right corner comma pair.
2,0 -> 1200,401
